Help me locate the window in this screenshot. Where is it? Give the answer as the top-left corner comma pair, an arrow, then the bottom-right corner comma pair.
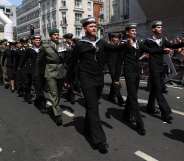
52,0 -> 56,8
123,0 -> 129,19
61,0 -> 66,7
87,1 -> 92,11
75,0 -> 82,8
75,13 -> 82,23
52,21 -> 57,28
62,27 -> 67,34
52,11 -> 56,21
75,27 -> 82,37
47,0 -> 50,9
61,12 -> 67,25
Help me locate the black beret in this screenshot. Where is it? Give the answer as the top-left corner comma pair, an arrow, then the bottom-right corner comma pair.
108,32 -> 121,39
49,28 -> 59,36
8,40 -> 16,45
63,33 -> 73,39
20,37 -> 28,43
80,17 -> 96,27
0,39 -> 7,44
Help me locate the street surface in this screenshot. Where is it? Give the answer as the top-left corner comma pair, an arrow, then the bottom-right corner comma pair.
0,75 -> 183,161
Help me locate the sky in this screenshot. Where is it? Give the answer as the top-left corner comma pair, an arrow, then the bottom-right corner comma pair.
9,0 -> 21,6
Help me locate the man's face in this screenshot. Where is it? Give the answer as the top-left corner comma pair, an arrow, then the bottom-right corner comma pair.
50,33 -> 59,43
33,38 -> 41,47
84,23 -> 97,37
126,28 -> 137,39
16,42 -> 22,48
111,37 -> 120,45
152,26 -> 162,35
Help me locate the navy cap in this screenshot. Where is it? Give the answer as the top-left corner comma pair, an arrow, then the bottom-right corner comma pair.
80,17 -> 96,27
125,23 -> 137,31
151,20 -> 163,28
32,34 -> 41,39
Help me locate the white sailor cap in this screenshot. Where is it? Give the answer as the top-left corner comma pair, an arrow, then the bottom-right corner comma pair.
151,20 -> 163,28
80,17 -> 96,27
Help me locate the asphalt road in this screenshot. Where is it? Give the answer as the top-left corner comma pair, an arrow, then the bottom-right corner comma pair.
0,77 -> 183,161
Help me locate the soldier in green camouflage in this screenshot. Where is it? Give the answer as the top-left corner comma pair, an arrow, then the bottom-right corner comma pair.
40,29 -> 66,125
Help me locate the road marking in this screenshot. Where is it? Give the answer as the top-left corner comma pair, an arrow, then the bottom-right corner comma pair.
122,96 -> 148,104
172,109 -> 184,116
120,78 -> 183,90
62,110 -> 75,117
135,151 -> 159,161
122,96 -> 184,117
166,85 -> 183,90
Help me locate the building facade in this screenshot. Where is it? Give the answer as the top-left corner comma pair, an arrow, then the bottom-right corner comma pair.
40,0 -> 93,39
16,0 -> 40,38
93,0 -> 104,37
0,0 -> 16,40
103,0 -> 146,36
103,0 -> 184,38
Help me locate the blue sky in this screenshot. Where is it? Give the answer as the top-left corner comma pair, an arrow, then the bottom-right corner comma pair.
9,0 -> 21,6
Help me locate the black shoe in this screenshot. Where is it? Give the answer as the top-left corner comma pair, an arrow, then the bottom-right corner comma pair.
161,115 -> 172,124
137,127 -> 146,136
11,89 -> 15,93
147,109 -> 160,115
40,108 -> 48,114
24,97 -> 32,104
18,91 -> 24,97
95,142 -> 109,154
108,96 -> 116,104
4,84 -> 9,89
118,97 -> 125,106
69,96 -> 75,104
55,115 -> 63,126
162,89 -> 168,94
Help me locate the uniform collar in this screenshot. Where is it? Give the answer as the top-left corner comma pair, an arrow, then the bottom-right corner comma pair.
80,36 -> 101,47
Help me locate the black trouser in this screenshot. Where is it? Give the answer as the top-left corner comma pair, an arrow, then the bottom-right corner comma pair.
108,66 -> 123,102
124,74 -> 144,128
0,64 -> 3,83
109,82 -> 122,100
24,72 -> 32,99
147,72 -> 171,116
16,70 -> 25,94
161,65 -> 168,91
33,76 -> 45,108
82,85 -> 106,145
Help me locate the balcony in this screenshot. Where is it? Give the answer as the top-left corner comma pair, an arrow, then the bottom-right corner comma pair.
59,6 -> 68,11
73,6 -> 84,13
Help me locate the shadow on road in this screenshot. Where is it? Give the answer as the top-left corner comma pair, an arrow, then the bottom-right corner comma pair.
164,129 -> 184,143
63,116 -> 113,149
105,108 -> 138,132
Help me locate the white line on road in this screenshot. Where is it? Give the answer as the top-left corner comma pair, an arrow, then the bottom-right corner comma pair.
62,110 -> 75,117
166,85 -> 183,90
120,78 -> 184,90
172,109 -> 184,116
122,96 -> 184,117
135,151 -> 159,161
122,96 -> 148,104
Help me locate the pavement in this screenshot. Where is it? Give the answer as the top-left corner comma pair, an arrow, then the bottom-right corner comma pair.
0,76 -> 183,161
